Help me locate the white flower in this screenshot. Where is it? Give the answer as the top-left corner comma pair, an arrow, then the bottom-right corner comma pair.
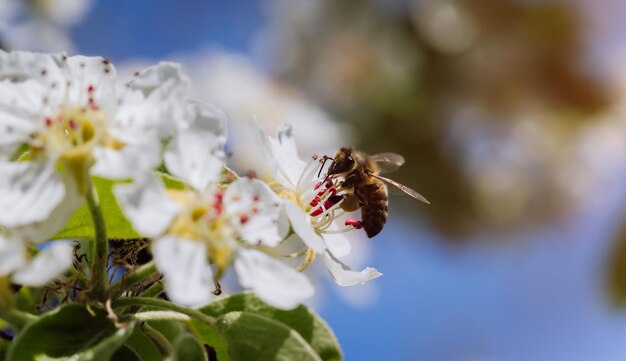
0,50 -> 188,231
116,103 -> 313,309
259,123 -> 382,286
0,229 -> 73,287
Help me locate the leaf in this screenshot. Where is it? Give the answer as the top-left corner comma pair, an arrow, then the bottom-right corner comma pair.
125,325 -> 162,361
110,345 -> 141,361
52,177 -> 141,240
199,292 -> 342,361
7,303 -> 134,361
189,320 -> 229,361
172,333 -> 207,361
215,311 -> 322,361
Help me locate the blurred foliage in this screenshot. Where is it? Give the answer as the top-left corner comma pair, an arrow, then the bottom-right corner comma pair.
608,217 -> 626,306
269,0 -> 613,238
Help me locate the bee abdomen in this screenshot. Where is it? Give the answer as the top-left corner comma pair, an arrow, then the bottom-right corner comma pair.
361,184 -> 388,238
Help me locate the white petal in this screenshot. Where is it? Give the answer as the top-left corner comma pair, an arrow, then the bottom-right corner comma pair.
153,236 -> 213,307
15,173 -> 82,242
164,101 -> 226,190
92,140 -> 161,179
0,235 -> 26,275
0,160 -> 65,227
322,233 -> 352,259
323,251 -> 382,286
114,176 -> 181,238
224,178 -> 287,247
58,54 -> 117,112
124,62 -> 190,138
284,201 -> 326,252
234,249 -> 313,309
12,241 -> 73,286
0,80 -> 46,158
0,50 -> 62,83
258,123 -> 307,188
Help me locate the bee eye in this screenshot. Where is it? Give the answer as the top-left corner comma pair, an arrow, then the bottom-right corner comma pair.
347,156 -> 354,162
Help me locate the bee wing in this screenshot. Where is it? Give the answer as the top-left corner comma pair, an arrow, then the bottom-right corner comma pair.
373,174 -> 430,204
370,153 -> 405,174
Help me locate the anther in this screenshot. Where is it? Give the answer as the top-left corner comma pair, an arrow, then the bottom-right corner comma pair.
240,214 -> 249,224
246,170 -> 257,179
345,219 -> 363,229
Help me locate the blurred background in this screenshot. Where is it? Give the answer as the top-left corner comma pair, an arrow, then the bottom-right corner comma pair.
5,0 -> 626,360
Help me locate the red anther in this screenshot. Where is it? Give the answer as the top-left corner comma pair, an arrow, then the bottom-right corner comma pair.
256,240 -> 263,246
68,119 -> 77,130
345,219 -> 363,229
251,207 -> 258,214
133,71 -> 140,76
44,117 -> 52,126
88,96 -> 94,104
252,194 -> 260,202
240,214 -> 249,224
309,196 -> 321,207
323,199 -> 335,209
327,187 -> 337,196
102,58 -> 110,65
310,208 -> 323,217
325,179 -> 333,188
314,182 -> 322,190
87,84 -> 94,93
246,170 -> 256,179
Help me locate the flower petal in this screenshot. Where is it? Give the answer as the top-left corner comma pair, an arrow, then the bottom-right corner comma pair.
259,123 -> 307,188
92,140 -> 161,179
234,249 -> 314,309
153,236 -> 213,307
323,251 -> 382,286
224,178 -> 287,247
12,241 -> 73,286
0,160 -> 65,227
164,101 -> 226,190
322,233 -> 352,259
114,176 -> 181,238
0,235 -> 26,275
124,62 -> 190,138
284,201 -> 326,252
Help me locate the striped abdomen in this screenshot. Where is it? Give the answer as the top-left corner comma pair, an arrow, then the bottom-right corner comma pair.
360,181 -> 388,238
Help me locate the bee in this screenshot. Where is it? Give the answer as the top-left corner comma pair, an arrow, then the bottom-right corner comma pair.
325,148 -> 429,238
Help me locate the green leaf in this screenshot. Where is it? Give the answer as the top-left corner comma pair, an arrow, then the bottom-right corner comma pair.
200,292 -> 342,361
125,325 -> 162,361
189,320 -> 229,361
52,177 -> 140,240
110,345 -> 141,361
172,333 -> 207,361
215,311 -> 322,361
7,303 -> 134,361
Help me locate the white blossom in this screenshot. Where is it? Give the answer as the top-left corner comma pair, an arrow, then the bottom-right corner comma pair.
0,50 -> 188,232
116,103 -> 313,309
259,123 -> 382,286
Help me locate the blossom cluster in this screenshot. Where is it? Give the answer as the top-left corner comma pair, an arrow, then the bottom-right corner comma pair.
0,50 -> 381,309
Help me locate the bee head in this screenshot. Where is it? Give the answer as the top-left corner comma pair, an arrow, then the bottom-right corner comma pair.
328,147 -> 356,175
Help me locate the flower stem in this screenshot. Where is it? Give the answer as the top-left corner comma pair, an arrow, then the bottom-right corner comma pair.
85,177 -> 108,300
113,297 -> 215,325
142,323 -> 173,357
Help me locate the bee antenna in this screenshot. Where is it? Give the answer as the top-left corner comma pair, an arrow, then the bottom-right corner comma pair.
318,156 -> 334,178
